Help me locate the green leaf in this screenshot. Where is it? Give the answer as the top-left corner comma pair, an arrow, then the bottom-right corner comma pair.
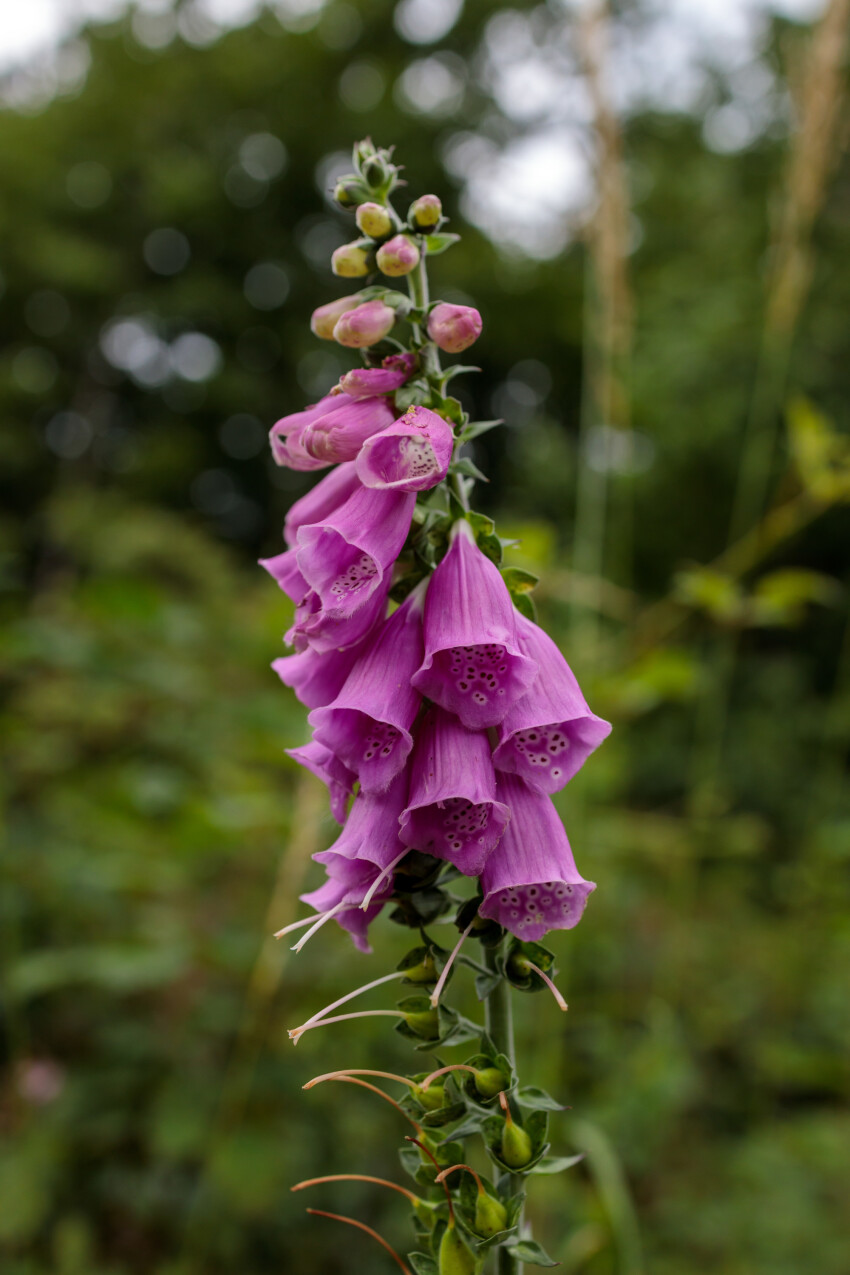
437,395 -> 465,426
460,418 -> 503,442
424,232 -> 461,255
528,1154 -> 585,1175
516,1086 -> 566,1112
408,1252 -> 439,1275
476,1226 -> 520,1252
512,592 -> 537,621
441,364 -> 481,385
505,1238 -> 559,1266
475,969 -> 503,1001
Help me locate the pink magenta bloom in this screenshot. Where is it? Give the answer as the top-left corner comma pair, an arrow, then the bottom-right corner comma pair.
399,706 -> 510,876
283,462 -> 361,548
300,857 -> 391,953
301,395 -> 395,464
269,394 -> 338,471
376,234 -> 420,277
334,300 -> 396,348
309,589 -> 424,792
295,483 -> 415,628
479,773 -> 596,940
258,546 -> 307,602
286,739 -> 355,824
355,405 -> 454,493
339,353 -> 418,400
311,295 -> 360,340
271,642 -> 363,709
427,303 -> 483,354
411,520 -> 537,729
287,576 -> 390,655
493,612 -> 612,793
313,771 -> 408,872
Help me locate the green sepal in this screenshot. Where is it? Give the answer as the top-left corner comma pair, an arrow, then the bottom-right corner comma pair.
466,510 -> 503,566
424,232 -> 461,255
459,418 -> 503,443
390,889 -> 452,929
433,1112 -> 487,1144
451,457 -> 489,483
437,395 -> 466,427
395,995 -> 441,1043
440,364 -> 481,386
501,566 -> 539,595
398,944 -> 444,986
528,1153 -> 585,1175
474,968 -> 502,1000
516,1086 -> 567,1113
513,592 -> 537,621
503,940 -> 556,992
429,1005 -> 482,1051
504,1239 -> 559,1267
421,1101 -> 468,1128
408,1253 -> 439,1275
395,379 -> 430,411
475,1227 -> 520,1253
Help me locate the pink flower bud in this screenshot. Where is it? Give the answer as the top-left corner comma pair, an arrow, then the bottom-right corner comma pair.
409,194 -> 442,230
331,239 -> 375,278
355,202 -> 393,238
427,303 -> 483,353
333,299 -> 396,348
376,234 -> 420,278
310,295 -> 361,340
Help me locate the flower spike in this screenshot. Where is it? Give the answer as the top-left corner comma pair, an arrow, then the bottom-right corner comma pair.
304,1209 -> 413,1275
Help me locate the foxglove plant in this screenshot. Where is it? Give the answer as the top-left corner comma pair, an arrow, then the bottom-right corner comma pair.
263,140 -> 611,1274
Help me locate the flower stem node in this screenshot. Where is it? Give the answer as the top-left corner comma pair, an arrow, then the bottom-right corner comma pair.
409,194 -> 442,230
356,201 -> 393,238
427,303 -> 483,354
439,1222 -> 478,1275
310,294 -> 362,340
377,234 -> 421,277
332,239 -> 376,278
333,299 -> 396,348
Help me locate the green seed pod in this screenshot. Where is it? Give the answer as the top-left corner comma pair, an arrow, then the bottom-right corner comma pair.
500,1115 -> 534,1169
473,1191 -> 507,1238
439,1223 -> 477,1275
401,951 -> 437,984
473,1067 -> 507,1099
411,1082 -> 445,1112
402,1005 -> 439,1038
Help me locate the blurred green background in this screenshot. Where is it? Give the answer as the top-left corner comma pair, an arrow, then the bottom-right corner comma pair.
1,1 -> 849,1273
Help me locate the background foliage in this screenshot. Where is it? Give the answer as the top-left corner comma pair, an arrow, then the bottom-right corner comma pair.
1,2 -> 848,1273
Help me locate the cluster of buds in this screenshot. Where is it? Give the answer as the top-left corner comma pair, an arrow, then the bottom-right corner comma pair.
260,141 -> 611,1273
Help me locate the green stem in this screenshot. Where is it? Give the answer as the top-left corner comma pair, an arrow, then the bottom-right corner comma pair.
484,943 -> 522,1275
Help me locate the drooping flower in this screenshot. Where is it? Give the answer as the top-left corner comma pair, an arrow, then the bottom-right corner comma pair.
283,462 -> 361,548
339,353 -> 417,400
295,483 -> 415,631
479,773 -> 595,940
287,575 -> 390,655
376,234 -> 420,277
286,739 -> 356,824
355,405 -> 454,493
427,303 -> 483,354
269,395 -> 337,471
258,546 -> 307,602
493,611 -> 612,793
313,771 -> 408,872
271,642 -> 363,708
301,395 -> 396,464
399,706 -> 510,876
310,588 -> 424,792
411,520 -> 537,729
311,295 -> 361,340
299,856 -> 392,953
334,300 -> 396,349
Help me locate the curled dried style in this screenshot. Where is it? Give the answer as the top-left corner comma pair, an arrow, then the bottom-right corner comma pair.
261,139 -> 611,1273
